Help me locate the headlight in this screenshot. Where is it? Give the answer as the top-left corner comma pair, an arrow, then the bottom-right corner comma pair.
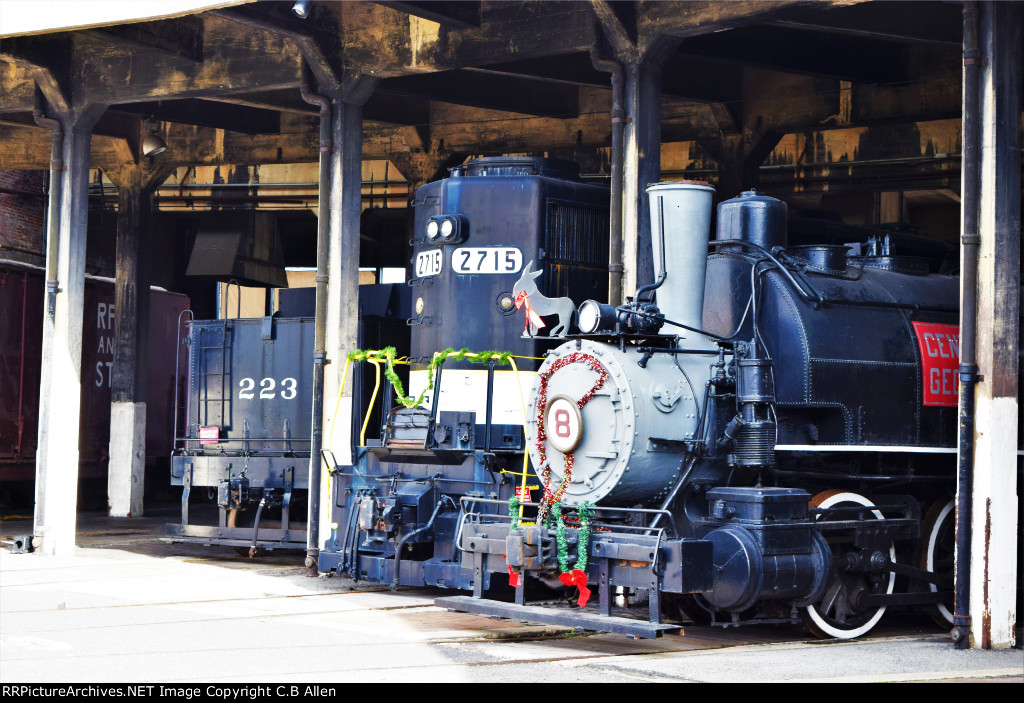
440,218 -> 454,238
577,299 -> 618,334
426,220 -> 439,239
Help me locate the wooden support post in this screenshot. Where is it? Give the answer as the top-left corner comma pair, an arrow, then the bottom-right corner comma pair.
621,39 -> 678,294
106,164 -> 156,518
969,0 -> 1020,650
33,104 -> 105,556
320,77 -> 377,553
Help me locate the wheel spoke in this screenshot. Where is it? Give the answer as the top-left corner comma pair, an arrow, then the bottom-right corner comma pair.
821,580 -> 843,617
833,591 -> 849,624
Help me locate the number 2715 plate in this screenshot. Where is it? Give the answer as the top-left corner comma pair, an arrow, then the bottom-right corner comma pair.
415,249 -> 443,277
452,247 -> 523,275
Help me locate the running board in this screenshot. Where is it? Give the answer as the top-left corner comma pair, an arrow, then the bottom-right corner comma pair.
434,596 -> 683,639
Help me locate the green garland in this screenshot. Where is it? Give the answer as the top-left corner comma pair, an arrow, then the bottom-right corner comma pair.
508,497 -> 520,532
347,346 -> 514,409
576,502 -> 593,572
548,501 -> 595,574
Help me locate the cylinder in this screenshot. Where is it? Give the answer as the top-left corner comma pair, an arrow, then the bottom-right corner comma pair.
704,524 -> 829,613
645,181 -> 715,331
716,190 -> 788,252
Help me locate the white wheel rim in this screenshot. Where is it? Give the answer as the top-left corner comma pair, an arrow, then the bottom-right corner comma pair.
925,499 -> 955,625
805,491 -> 896,639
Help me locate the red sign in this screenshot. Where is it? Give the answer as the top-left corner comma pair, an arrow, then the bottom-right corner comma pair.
199,426 -> 220,445
911,322 -> 960,407
514,486 -> 532,502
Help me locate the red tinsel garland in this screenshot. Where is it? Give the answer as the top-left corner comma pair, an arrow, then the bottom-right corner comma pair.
535,352 -> 609,522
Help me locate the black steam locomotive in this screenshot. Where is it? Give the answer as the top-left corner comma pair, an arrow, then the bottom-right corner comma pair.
322,157 -> 959,639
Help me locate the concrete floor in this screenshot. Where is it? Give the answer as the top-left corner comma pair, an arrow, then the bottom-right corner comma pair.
1,506 -> 1021,683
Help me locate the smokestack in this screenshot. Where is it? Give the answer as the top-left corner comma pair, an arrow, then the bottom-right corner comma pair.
645,181 -> 715,333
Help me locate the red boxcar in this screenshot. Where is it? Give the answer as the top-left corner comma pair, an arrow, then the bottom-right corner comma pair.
0,261 -> 189,489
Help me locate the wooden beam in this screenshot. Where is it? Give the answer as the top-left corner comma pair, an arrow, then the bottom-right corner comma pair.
0,37 -> 71,113
109,99 -> 283,135
969,0 -> 1020,650
341,1 -> 599,77
591,0 -> 635,55
105,164 -> 151,517
678,24 -> 914,84
83,15 -> 205,63
378,2 -> 481,29
77,16 -> 305,105
770,1 -> 963,47
378,70 -> 579,118
0,59 -> 38,113
638,0 -> 838,40
33,104 -> 106,556
204,89 -> 318,116
210,5 -> 341,92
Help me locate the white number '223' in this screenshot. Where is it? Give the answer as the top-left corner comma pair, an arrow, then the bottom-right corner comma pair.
238,377 -> 298,400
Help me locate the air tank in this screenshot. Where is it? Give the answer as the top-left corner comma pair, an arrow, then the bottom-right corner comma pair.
716,189 -> 788,252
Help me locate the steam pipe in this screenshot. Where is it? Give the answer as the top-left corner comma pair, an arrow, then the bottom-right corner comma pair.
300,63 -> 332,578
248,493 -> 269,558
952,0 -> 980,649
591,48 -> 625,305
32,90 -> 63,320
633,191 -> 668,303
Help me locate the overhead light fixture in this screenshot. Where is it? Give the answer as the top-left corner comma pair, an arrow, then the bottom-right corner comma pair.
142,117 -> 167,157
292,1 -> 311,19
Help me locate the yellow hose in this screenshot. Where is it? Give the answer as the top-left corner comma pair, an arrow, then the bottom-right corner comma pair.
360,359 -> 382,447
508,356 -> 533,520
327,349 -> 540,520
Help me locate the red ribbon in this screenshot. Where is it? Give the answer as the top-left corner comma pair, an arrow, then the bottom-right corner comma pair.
514,291 -> 546,331
558,569 -> 592,608
504,555 -> 521,588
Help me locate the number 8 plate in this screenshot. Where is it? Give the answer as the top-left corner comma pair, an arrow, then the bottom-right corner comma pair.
452,247 -> 523,275
545,395 -> 583,453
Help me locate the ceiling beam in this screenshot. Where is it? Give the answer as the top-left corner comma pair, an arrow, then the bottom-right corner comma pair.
109,98 -> 283,135
678,24 -> 914,84
82,16 -> 205,63
377,2 -> 481,29
76,16 -> 304,105
378,70 -> 579,118
340,1 -> 599,77
638,0 -> 846,39
0,36 -> 72,112
770,1 -> 962,47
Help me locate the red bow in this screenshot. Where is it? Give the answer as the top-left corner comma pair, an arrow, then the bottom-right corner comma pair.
503,555 -> 521,588
514,291 -> 546,331
558,569 -> 592,608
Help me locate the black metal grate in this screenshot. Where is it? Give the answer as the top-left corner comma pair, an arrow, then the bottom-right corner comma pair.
545,201 -> 609,267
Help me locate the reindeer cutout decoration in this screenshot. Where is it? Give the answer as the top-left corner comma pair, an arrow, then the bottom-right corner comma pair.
511,260 -> 576,337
